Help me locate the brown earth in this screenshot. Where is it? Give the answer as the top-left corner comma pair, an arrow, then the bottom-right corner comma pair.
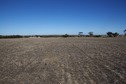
0,37 -> 126,84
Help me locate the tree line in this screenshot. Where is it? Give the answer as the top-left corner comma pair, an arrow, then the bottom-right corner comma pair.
0,29 -> 126,38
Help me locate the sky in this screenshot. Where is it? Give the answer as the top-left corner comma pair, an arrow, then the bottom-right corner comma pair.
0,0 -> 126,35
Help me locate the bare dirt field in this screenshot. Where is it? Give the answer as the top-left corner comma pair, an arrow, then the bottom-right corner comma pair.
0,37 -> 126,84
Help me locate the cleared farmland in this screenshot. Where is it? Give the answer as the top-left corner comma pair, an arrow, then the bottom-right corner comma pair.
0,37 -> 126,84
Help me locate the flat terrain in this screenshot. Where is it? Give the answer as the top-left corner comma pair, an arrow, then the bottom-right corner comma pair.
0,37 -> 126,84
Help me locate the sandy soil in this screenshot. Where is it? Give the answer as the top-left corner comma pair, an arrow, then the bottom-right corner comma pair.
0,37 -> 126,84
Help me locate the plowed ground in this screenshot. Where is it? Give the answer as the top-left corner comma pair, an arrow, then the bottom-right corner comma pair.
0,37 -> 126,84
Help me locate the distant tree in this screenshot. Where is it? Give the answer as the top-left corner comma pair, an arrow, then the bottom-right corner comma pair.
94,35 -> 102,37
107,32 -> 119,37
88,32 -> 93,36
113,32 -> 119,37
124,29 -> 126,35
62,34 -> 69,38
0,35 -> 3,38
78,32 -> 83,37
107,32 -> 113,37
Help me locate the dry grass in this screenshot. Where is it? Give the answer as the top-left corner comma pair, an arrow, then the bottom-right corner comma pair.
0,37 -> 126,84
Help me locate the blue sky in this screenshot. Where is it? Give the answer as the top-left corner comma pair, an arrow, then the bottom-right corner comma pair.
0,0 -> 126,35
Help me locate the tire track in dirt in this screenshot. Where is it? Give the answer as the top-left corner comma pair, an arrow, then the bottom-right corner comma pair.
69,44 -> 109,84
89,45 -> 126,83
72,42 -> 126,84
